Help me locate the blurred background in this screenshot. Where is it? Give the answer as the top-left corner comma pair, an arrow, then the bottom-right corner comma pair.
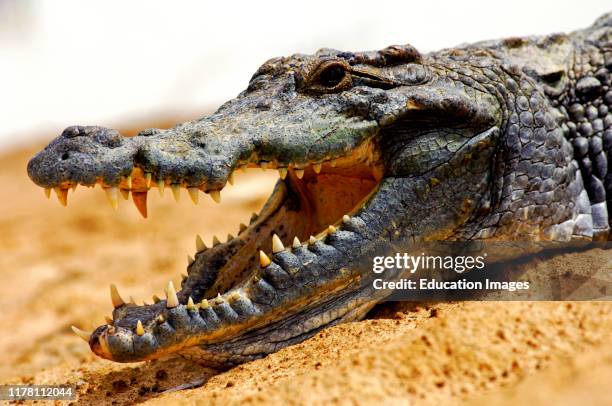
0,0 -> 610,150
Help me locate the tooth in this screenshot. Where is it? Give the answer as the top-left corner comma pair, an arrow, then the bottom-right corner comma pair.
195,234 -> 206,252
152,295 -> 161,303
200,298 -> 210,309
342,214 -> 351,223
309,235 -> 317,244
292,236 -> 301,248
259,250 -> 271,267
261,162 -> 268,170
156,314 -> 165,324
54,187 -> 68,206
295,169 -> 304,179
120,189 -> 130,200
126,175 -> 132,189
272,234 -> 284,253
129,296 -> 137,305
239,223 -> 247,233
71,183 -> 78,191
171,184 -> 181,202
328,225 -> 337,233
110,284 -> 125,308
104,187 -> 119,210
228,172 -> 235,185
212,235 -> 221,246
44,188 -> 51,199
145,173 -> 152,188
187,297 -> 196,311
157,179 -> 165,196
188,187 -> 199,204
209,190 -> 221,203
71,326 -> 91,342
227,233 -> 234,242
229,291 -> 241,301
136,320 -> 145,336
215,293 -> 223,303
132,191 -> 148,218
313,163 -> 322,173
104,316 -> 113,325
166,281 -> 179,308
277,168 -> 287,180
330,159 -> 337,167
187,255 -> 195,266
250,213 -> 258,224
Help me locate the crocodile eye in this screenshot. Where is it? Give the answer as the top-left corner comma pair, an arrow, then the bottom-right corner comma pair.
306,60 -> 352,93
319,65 -> 346,87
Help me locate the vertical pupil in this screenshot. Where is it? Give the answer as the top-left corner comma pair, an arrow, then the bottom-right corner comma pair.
320,66 -> 345,87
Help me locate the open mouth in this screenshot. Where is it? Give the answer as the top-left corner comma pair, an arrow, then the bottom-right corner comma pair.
64,138 -> 384,361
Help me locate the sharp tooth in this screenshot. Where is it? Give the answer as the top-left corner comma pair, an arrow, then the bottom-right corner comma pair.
227,233 -> 234,242
156,314 -> 165,324
132,191 -> 148,218
136,320 -> 145,336
229,291 -> 241,301
188,187 -> 199,204
54,187 -> 68,206
120,189 -> 130,200
187,255 -> 195,266
157,179 -> 165,196
171,184 -> 181,202
215,293 -> 223,303
313,163 -> 322,173
104,187 -> 119,210
166,281 -> 179,308
239,223 -> 247,233
110,284 -> 125,308
295,169 -> 304,179
292,236 -> 301,248
44,188 -> 51,199
228,172 -> 234,185
259,250 -> 271,267
104,316 -> 113,325
195,234 -> 206,252
342,215 -> 351,223
144,173 -> 152,188
272,234 -> 284,253
261,162 -> 268,170
71,183 -> 78,191
200,298 -> 210,309
250,213 -> 258,224
71,326 -> 91,342
209,190 -> 221,203
152,295 -> 161,303
330,159 -> 337,167
212,235 -> 221,246
328,225 -> 337,233
309,235 -> 317,244
187,297 -> 196,311
126,175 -> 132,189
278,168 -> 288,179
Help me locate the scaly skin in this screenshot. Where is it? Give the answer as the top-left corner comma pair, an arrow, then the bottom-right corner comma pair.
28,13 -> 612,365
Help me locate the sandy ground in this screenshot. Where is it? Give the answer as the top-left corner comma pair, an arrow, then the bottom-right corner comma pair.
1,139 -> 611,405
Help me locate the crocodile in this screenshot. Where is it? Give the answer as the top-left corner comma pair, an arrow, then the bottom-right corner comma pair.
27,13 -> 612,365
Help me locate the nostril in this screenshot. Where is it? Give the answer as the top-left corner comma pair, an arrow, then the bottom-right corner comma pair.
61,152 -> 70,161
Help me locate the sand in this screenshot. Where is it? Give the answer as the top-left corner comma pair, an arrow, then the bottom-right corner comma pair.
2,140 -> 611,405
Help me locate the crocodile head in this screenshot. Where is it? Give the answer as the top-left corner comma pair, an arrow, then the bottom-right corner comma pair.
27,43 -> 587,364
